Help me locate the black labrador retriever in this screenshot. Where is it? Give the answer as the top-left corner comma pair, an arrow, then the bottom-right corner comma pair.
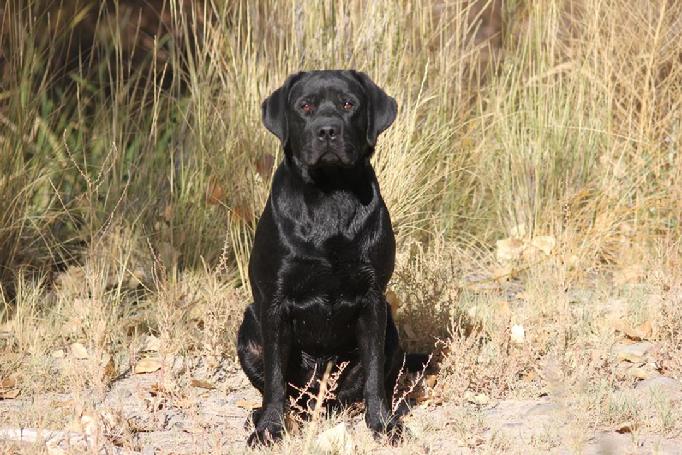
237,70 -> 416,446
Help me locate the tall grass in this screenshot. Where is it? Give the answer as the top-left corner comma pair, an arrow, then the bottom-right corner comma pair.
0,0 -> 680,299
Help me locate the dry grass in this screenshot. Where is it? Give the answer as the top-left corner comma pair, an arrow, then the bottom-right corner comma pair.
1,0 -> 681,453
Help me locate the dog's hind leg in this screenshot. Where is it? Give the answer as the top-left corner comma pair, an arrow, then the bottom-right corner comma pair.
237,304 -> 265,394
333,360 -> 365,407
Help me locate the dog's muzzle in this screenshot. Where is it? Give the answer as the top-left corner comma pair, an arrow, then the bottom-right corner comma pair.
306,119 -> 354,167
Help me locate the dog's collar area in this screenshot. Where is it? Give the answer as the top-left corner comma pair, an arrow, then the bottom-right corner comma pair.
285,155 -> 375,192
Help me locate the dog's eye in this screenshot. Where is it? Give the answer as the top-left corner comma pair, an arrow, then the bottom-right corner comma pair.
301,103 -> 314,114
342,101 -> 354,111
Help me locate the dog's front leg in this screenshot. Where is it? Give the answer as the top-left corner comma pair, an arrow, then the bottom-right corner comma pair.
357,294 -> 402,442
248,303 -> 291,446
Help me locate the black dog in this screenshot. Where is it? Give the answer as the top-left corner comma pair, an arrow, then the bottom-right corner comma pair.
237,70 -> 413,446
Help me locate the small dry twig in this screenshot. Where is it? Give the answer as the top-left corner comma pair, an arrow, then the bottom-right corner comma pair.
392,353 -> 433,413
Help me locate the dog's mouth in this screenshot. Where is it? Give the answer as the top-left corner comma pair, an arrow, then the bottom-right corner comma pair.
306,145 -> 356,168
318,151 -> 342,165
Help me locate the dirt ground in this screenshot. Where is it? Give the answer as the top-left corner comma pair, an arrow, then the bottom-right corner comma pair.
1,355 -> 681,454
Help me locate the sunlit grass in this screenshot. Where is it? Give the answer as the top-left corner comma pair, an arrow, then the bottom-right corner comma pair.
0,1 -> 681,451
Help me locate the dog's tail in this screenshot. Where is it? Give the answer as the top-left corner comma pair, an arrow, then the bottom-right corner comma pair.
404,353 -> 432,373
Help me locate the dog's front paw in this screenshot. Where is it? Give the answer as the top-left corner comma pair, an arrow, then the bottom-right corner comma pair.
365,406 -> 404,445
244,407 -> 264,431
247,408 -> 285,447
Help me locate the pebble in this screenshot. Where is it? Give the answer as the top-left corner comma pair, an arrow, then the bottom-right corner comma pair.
612,342 -> 653,363
635,376 -> 682,395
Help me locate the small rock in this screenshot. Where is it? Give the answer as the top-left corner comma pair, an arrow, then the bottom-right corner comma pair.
315,422 -> 354,455
635,376 -> 682,394
612,342 -> 652,363
510,325 -> 525,344
465,391 -> 490,406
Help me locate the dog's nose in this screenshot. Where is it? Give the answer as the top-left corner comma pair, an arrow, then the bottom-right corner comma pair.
317,125 -> 337,141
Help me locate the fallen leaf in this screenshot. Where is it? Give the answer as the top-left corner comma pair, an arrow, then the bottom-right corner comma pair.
615,421 -> 639,434
236,399 -> 261,410
386,290 -> 401,316
126,268 -> 146,289
101,353 -> 116,382
284,413 -> 301,434
139,334 -> 161,352
162,204 -> 173,222
190,378 -> 216,390
255,153 -> 275,179
206,181 -> 225,205
232,199 -> 255,224
0,388 -> 20,399
614,320 -> 653,341
496,237 -> 524,263
149,382 -> 166,395
630,320 -> 653,341
531,236 -> 556,255
522,370 -> 537,382
70,342 -> 89,359
0,377 -> 19,400
134,358 -> 162,374
424,395 -> 444,406
511,324 -> 525,344
613,342 -> 652,363
627,365 -> 659,380
0,377 -> 16,389
186,301 -> 207,321
425,374 -> 438,389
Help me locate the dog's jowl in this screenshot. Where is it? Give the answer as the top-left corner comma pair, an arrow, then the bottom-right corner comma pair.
237,70 -> 410,446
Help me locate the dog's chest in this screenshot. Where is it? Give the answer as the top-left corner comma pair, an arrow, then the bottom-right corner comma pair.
295,192 -> 368,245
283,257 -> 373,352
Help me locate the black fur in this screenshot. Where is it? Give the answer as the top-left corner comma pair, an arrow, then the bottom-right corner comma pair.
237,70 -> 410,446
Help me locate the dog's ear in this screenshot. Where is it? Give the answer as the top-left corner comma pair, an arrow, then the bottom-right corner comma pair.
262,72 -> 304,146
350,71 -> 398,147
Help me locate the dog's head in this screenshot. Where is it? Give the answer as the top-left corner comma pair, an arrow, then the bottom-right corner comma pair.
262,70 -> 397,169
